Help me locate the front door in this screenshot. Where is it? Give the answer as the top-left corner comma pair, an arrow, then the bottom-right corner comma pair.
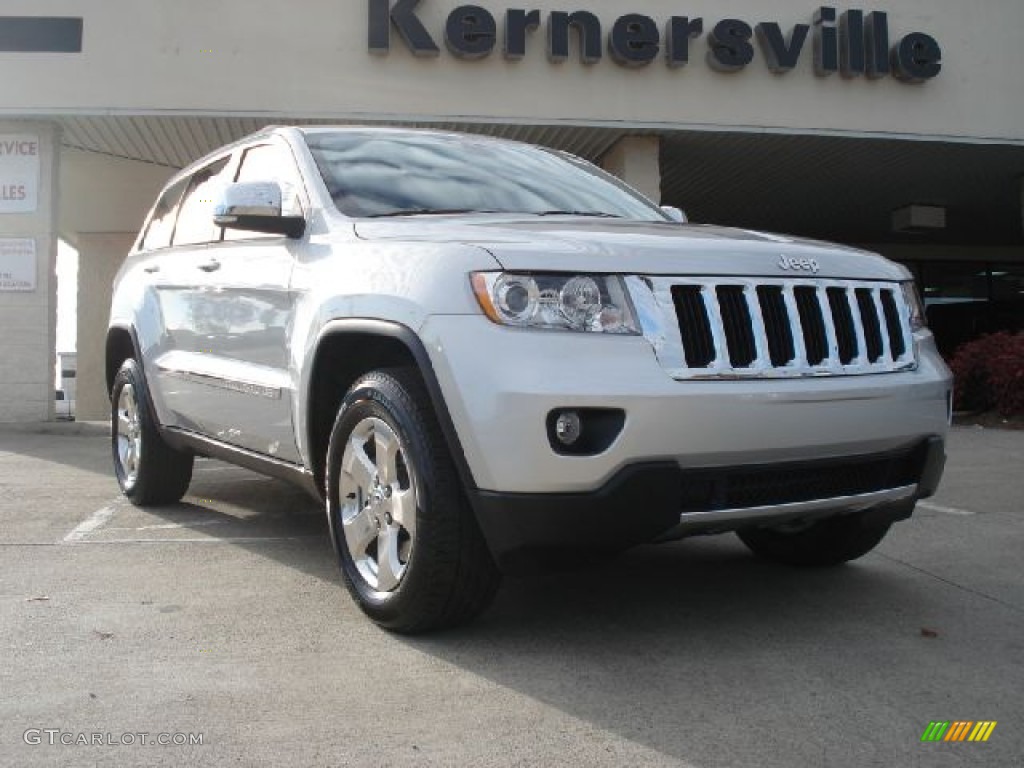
154,142 -> 304,462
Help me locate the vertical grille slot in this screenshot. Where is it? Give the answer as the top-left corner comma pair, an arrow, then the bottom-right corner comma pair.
855,288 -> 884,363
715,286 -> 756,368
659,278 -> 914,378
826,287 -> 858,364
671,285 -> 715,368
880,290 -> 906,360
756,286 -> 795,367
794,287 -> 828,366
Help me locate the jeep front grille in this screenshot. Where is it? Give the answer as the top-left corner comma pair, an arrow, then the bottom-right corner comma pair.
629,277 -> 916,379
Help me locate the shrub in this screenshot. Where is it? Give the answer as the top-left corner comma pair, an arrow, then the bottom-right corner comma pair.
947,331 -> 1024,416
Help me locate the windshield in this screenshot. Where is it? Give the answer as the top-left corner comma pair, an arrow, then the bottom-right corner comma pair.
304,131 -> 669,221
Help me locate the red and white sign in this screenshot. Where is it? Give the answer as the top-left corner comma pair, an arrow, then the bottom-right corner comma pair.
0,135 -> 40,214
0,239 -> 36,291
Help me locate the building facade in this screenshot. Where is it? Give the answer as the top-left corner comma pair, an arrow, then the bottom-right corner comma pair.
1,0 -> 1022,420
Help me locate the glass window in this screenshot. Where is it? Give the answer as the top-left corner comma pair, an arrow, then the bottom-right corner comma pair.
224,143 -> 303,240
140,178 -> 188,251
172,157 -> 232,247
921,261 -> 988,303
305,131 -> 668,221
989,263 -> 1024,335
990,264 -> 1024,302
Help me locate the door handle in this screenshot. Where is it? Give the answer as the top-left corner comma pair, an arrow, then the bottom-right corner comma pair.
143,264 -> 161,274
197,259 -> 221,273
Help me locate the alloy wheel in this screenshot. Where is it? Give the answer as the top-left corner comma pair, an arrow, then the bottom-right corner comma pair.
338,417 -> 417,592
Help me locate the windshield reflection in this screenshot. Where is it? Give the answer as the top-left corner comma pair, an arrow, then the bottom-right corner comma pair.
305,131 -> 668,222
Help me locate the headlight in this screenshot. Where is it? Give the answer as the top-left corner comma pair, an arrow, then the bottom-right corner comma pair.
901,280 -> 927,331
471,272 -> 640,334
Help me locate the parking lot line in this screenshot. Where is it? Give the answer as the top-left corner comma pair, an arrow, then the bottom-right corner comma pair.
104,520 -> 231,531
62,503 -> 118,542
70,536 -> 316,544
60,496 -> 321,545
917,501 -> 976,516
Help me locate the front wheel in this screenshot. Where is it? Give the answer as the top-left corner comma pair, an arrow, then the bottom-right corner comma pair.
111,359 -> 193,506
325,368 -> 500,633
736,511 -> 893,567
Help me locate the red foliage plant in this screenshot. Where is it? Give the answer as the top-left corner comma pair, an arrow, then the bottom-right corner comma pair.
947,331 -> 1024,416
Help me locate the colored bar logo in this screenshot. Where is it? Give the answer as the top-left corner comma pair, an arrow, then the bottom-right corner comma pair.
921,721 -> 997,742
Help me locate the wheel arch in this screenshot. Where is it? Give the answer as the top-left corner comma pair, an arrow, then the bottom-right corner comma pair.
304,319 -> 478,498
105,325 -> 143,400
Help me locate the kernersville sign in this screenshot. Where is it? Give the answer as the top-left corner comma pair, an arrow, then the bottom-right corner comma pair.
369,1 -> 941,82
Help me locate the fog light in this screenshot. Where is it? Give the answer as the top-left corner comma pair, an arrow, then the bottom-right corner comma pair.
554,411 -> 582,446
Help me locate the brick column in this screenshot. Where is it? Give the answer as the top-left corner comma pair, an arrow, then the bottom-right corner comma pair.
0,121 -> 60,422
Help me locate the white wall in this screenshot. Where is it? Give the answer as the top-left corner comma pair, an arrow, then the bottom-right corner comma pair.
59,149 -> 174,241
56,152 -> 173,422
0,0 -> 1020,145
601,137 -> 661,203
74,232 -> 134,421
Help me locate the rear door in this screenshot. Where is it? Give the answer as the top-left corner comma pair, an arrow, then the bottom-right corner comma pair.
149,155 -> 241,435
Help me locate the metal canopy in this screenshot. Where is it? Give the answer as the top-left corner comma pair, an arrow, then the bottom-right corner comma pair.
660,132 -> 1024,246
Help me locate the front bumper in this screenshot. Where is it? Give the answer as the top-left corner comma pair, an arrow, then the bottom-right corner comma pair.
421,315 -> 952,495
473,437 -> 945,556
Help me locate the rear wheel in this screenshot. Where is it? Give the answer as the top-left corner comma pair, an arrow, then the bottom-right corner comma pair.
111,359 -> 193,506
737,511 -> 893,567
325,368 -> 500,633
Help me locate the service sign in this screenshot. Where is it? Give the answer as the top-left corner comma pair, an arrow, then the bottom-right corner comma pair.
0,135 -> 41,213
0,238 -> 37,291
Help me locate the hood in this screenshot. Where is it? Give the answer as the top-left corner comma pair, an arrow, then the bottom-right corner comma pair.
353,215 -> 908,281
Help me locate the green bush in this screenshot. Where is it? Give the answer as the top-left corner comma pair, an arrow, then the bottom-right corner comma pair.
948,331 -> 1024,416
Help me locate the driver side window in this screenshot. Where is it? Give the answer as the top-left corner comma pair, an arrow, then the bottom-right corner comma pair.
172,156 -> 231,247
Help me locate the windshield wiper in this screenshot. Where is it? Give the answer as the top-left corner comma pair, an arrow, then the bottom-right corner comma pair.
366,208 -> 501,218
532,210 -> 624,218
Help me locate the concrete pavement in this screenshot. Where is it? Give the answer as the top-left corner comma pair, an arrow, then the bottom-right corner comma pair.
1,425 -> 1021,767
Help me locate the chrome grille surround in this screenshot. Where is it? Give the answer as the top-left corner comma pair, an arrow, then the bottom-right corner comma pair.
626,276 -> 917,379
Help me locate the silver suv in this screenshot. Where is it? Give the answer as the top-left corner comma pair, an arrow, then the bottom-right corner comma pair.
107,126 -> 951,632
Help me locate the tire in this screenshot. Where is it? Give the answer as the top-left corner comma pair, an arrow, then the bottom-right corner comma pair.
325,367 -> 500,633
736,511 -> 893,567
111,359 -> 193,506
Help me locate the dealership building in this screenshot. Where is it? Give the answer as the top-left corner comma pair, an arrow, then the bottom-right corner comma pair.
0,0 -> 1022,422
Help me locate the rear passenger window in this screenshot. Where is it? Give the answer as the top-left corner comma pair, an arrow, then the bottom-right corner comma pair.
172,157 -> 232,247
140,178 -> 188,252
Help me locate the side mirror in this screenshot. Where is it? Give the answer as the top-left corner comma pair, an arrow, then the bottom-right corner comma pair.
213,181 -> 305,239
661,205 -> 687,224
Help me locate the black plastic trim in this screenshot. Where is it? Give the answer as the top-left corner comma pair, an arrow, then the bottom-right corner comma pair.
475,437 -> 947,558
545,407 -> 626,456
914,436 -> 946,500
106,324 -> 145,395
106,325 -> 164,435
475,462 -> 684,555
163,427 -> 319,499
311,318 -> 481,498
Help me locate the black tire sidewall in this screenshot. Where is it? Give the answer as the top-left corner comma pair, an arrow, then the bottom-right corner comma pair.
325,373 -> 457,627
738,512 -> 892,567
110,358 -> 192,505
111,359 -> 148,498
